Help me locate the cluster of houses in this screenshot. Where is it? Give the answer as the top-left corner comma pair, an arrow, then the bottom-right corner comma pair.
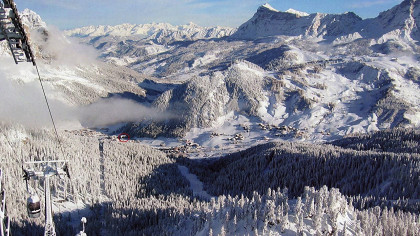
160,139 -> 201,156
65,129 -> 105,137
66,129 -> 138,142
227,133 -> 245,142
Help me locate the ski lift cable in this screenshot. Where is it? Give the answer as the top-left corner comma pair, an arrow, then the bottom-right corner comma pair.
1,1 -> 77,235
1,0 -> 65,160
34,60 -> 67,161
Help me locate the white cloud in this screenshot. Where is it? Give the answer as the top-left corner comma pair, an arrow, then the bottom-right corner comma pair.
0,73 -> 75,128
77,97 -> 172,127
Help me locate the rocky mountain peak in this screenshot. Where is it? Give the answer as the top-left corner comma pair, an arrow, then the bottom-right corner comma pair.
374,0 -> 420,40
20,8 -> 47,29
232,1 -> 420,42
232,4 -> 362,39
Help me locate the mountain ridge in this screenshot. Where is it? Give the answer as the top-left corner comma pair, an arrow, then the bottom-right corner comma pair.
65,22 -> 236,44
65,0 -> 420,43
233,0 -> 420,41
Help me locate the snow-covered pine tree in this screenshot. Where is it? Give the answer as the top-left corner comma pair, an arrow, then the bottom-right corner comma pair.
265,197 -> 276,225
313,201 -> 323,236
295,197 -> 304,236
219,225 -> 226,236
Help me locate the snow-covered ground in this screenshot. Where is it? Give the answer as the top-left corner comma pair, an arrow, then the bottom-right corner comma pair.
52,200 -> 91,230
177,165 -> 212,200
134,53 -> 420,159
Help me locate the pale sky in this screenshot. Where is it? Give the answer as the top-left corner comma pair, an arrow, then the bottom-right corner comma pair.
15,0 -> 402,29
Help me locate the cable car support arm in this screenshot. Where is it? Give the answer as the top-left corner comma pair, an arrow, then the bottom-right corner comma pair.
0,0 -> 36,65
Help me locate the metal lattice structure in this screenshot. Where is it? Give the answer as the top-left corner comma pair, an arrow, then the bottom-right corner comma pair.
23,160 -> 71,236
0,0 -> 36,65
0,170 -> 10,236
0,1 -> 78,235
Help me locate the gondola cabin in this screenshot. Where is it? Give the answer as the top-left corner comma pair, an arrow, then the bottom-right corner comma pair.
27,194 -> 41,218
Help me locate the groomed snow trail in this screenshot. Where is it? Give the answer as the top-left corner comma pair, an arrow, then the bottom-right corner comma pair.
99,140 -> 106,196
98,139 -> 109,235
177,165 -> 212,200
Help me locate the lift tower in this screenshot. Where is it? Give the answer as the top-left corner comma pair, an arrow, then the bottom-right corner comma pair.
1,1 -> 79,235
0,0 -> 36,64
1,0 -> 36,233
0,170 -> 10,236
23,160 -> 71,236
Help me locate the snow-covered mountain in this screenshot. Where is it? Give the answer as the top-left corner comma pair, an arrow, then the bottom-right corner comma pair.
64,22 -> 235,67
231,3 -> 362,39
68,1 -> 418,143
125,55 -> 420,143
3,3 -> 420,139
367,0 -> 420,41
233,0 -> 420,42
19,8 -> 47,29
66,22 -> 235,44
66,1 -> 420,70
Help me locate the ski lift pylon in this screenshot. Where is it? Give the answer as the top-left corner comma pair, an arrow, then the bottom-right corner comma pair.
0,0 -> 36,65
0,169 -> 11,236
22,160 -> 71,236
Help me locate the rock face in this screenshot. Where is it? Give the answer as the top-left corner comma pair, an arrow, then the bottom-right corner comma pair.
231,3 -> 362,39
232,1 -> 420,41
374,0 -> 420,40
20,8 -> 47,29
